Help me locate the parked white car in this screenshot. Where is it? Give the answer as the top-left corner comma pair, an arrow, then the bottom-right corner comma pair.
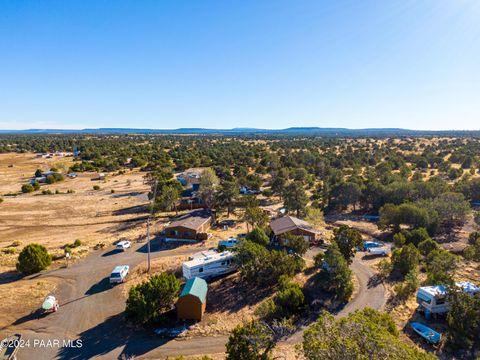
367,246 -> 390,256
116,241 -> 131,251
110,265 -> 129,284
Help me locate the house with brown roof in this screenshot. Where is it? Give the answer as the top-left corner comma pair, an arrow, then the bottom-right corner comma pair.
164,210 -> 213,242
270,215 -> 321,245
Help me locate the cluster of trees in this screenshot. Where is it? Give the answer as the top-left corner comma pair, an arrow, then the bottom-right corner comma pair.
235,235 -> 304,288
255,276 -> 305,321
225,308 -> 435,359
446,289 -> 480,353
379,192 -> 470,235
464,231 -> 480,261
4,134 -> 478,220
301,308 -> 435,360
316,242 -> 353,302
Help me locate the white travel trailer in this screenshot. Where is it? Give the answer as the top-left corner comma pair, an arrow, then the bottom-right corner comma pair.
416,282 -> 480,316
182,251 -> 236,280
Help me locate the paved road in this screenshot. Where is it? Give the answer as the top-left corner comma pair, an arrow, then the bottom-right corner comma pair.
2,245 -> 385,359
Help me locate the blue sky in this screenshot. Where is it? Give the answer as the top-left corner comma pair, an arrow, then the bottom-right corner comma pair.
1,0 -> 479,130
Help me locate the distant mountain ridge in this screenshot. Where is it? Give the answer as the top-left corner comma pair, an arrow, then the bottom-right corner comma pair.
0,127 -> 479,136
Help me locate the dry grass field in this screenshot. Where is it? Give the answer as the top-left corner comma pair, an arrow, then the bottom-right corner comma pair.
0,153 -> 152,327
0,153 -> 151,271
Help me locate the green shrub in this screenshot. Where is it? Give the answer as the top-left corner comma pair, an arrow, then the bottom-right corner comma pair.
111,189 -> 115,193
67,189 -> 75,194
93,185 -> 101,190
394,269 -> 419,300
16,243 -> 52,275
21,184 -> 34,193
126,272 -> 180,324
313,252 -> 324,268
32,181 -> 40,191
275,280 -> 305,316
376,258 -> 393,278
1,248 -> 16,255
468,231 -> 480,245
245,227 -> 269,247
393,232 -> 406,247
0,198 -> 3,203
418,238 -> 438,256
392,244 -> 420,277
73,239 -> 82,247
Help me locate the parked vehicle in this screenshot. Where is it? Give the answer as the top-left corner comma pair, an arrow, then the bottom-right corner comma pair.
110,265 -> 129,284
41,295 -> 59,313
367,246 -> 390,256
182,251 -> 236,280
416,282 -> 480,316
116,241 -> 131,251
410,322 -> 441,344
362,240 -> 383,251
218,238 -> 238,249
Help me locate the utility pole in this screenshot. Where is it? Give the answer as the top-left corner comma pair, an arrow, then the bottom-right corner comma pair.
147,180 -> 158,274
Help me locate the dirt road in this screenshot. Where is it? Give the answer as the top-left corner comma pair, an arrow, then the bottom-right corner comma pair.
1,245 -> 386,359
1,240 -> 219,360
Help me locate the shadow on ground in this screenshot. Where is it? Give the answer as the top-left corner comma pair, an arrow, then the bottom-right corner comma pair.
85,277 -> 111,296
206,275 -> 274,314
0,271 -> 22,285
112,204 -> 149,216
56,313 -> 167,360
12,309 -> 49,326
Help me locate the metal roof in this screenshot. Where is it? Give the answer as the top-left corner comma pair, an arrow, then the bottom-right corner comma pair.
167,210 -> 212,231
180,277 -> 208,303
270,215 -> 318,235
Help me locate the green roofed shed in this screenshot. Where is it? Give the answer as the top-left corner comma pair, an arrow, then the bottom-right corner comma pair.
177,277 -> 208,320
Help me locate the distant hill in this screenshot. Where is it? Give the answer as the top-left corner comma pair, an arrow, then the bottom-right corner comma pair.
1,127 -> 479,137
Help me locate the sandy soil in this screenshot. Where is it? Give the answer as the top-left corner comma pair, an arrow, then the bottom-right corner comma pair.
0,153 -> 151,273
0,153 -> 152,328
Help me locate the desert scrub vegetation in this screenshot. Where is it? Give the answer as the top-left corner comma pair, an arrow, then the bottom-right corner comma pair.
126,272 -> 180,325
16,243 -> 52,275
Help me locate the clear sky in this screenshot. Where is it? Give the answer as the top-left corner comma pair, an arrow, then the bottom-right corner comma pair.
1,0 -> 479,130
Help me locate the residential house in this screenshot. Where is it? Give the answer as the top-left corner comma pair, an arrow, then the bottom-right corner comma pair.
164,210 -> 213,242
270,215 -> 321,244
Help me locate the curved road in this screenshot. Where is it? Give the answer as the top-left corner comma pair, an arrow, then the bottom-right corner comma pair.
4,245 -> 385,359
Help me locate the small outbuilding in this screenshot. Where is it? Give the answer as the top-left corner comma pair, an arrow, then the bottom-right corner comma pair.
177,277 -> 208,321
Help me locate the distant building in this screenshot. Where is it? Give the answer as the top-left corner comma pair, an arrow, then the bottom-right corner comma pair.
270,215 -> 320,244
177,277 -> 208,321
164,210 -> 213,242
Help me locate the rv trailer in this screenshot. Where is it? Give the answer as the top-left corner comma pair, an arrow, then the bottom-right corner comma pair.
182,251 -> 236,280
